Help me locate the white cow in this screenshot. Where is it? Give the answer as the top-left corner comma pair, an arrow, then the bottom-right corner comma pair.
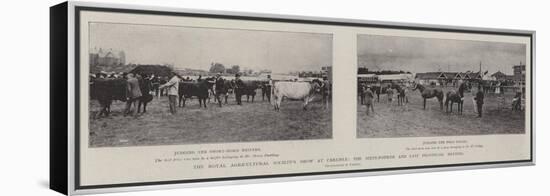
272,81 -> 321,111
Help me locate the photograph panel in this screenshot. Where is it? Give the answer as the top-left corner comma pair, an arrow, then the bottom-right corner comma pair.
88,23 -> 333,147
357,34 -> 527,138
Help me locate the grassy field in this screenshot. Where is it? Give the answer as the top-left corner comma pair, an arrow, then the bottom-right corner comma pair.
89,92 -> 332,147
357,87 -> 526,138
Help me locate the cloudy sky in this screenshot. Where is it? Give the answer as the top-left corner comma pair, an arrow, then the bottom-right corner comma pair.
89,23 -> 332,73
357,34 -> 526,75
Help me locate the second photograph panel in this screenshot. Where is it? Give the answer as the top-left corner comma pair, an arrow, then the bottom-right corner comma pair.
357,34 -> 527,138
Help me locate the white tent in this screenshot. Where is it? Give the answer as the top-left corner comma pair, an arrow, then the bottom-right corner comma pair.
378,74 -> 414,82
357,74 -> 377,78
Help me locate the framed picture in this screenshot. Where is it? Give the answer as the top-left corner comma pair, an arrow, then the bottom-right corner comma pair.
50,1 -> 535,195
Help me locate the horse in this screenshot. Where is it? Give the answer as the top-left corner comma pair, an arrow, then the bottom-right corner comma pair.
444,82 -> 467,114
412,82 -> 444,110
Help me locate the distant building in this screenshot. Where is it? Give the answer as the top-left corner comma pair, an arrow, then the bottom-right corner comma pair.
358,73 -> 413,86
491,71 -> 509,81
415,72 -> 442,85
89,47 -> 126,66
415,71 -> 482,86
491,69 -> 519,84
513,62 -> 526,85
464,71 -> 483,80
296,66 -> 332,80
378,73 -> 414,84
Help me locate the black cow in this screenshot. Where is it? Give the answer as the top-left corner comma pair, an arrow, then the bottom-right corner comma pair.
137,77 -> 153,113
178,78 -> 215,108
213,78 -> 234,107
90,77 -> 154,118
90,78 -> 127,118
234,80 -> 261,104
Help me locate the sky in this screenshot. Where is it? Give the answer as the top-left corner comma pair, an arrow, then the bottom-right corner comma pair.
89,23 -> 332,73
357,34 -> 527,75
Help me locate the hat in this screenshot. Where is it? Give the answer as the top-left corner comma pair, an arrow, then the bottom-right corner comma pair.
235,73 -> 241,77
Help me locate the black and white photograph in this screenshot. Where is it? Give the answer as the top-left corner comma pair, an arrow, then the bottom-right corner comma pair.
43,2 -> 537,194
357,34 -> 527,138
88,23 -> 333,147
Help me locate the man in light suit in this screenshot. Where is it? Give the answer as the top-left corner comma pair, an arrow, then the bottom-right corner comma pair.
159,72 -> 180,115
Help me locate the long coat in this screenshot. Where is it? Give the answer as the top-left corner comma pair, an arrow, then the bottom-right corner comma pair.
127,77 -> 142,99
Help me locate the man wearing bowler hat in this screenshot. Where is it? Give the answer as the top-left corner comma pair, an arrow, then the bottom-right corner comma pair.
234,73 -> 244,105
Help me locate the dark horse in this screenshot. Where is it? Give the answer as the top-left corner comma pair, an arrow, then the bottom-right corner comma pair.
412,82 -> 444,110
445,82 -> 468,114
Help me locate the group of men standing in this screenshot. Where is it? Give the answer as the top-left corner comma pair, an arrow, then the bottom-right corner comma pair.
120,72 -> 180,116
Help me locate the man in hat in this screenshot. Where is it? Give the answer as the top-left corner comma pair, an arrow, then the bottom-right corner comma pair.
262,75 -> 273,102
474,86 -> 485,117
359,82 -> 366,105
159,72 -> 180,115
234,73 -> 244,105
124,73 -> 142,117
214,73 -> 226,107
151,75 -> 160,97
364,86 -> 375,115
512,92 -> 522,111
321,76 -> 331,109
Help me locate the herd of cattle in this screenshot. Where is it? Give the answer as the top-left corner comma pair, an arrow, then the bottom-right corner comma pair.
90,75 -> 329,118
